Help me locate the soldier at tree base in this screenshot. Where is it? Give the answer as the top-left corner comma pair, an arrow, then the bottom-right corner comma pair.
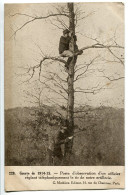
48,125 -> 69,165
59,29 -> 83,69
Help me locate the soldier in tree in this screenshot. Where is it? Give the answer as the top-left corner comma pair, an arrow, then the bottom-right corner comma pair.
59,29 -> 83,69
59,29 -> 72,57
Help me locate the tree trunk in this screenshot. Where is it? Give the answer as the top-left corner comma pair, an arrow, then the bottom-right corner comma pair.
67,3 -> 75,134
64,3 -> 76,164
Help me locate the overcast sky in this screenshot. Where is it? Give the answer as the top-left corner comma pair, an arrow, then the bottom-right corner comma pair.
4,2 -> 124,109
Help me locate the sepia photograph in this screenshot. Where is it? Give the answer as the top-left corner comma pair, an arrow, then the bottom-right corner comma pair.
5,2 -> 124,167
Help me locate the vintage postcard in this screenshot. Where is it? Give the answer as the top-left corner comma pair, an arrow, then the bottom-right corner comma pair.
4,2 -> 124,191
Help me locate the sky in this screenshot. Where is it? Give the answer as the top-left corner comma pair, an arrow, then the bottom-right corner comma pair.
4,2 -> 124,109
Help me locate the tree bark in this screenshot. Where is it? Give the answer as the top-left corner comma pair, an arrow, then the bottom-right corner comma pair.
67,3 -> 75,133
64,3 -> 76,164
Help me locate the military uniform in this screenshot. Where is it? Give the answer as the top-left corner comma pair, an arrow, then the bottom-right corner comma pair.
59,36 -> 71,54
59,30 -> 83,69
48,130 -> 67,165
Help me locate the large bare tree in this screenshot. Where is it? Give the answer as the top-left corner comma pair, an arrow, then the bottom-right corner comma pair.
10,2 -> 124,164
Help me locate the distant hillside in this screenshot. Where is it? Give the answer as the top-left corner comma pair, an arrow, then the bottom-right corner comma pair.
5,106 -> 124,166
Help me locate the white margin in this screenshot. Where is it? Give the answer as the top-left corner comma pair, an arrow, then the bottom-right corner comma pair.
0,1 -> 4,195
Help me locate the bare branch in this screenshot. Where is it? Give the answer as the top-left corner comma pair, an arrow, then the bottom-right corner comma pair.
40,56 -> 67,65
46,96 -> 66,111
77,32 -> 99,43
74,56 -> 99,82
54,15 -> 69,30
10,12 -> 69,37
38,80 -> 68,101
41,73 -> 68,94
99,75 -> 124,82
101,57 -> 121,64
16,54 -> 67,84
80,43 -> 124,51
23,83 -> 45,106
49,18 -> 64,30
77,11 -> 95,22
97,68 -> 124,82
46,71 -> 67,83
74,84 -> 111,95
9,13 -> 36,18
107,48 -> 124,66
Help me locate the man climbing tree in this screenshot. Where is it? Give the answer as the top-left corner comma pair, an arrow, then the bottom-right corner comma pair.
59,29 -> 72,57
59,28 -> 83,69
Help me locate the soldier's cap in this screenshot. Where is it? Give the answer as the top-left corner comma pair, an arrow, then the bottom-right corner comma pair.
63,29 -> 70,35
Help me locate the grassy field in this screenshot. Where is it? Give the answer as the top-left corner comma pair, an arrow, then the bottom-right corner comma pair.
5,105 -> 124,166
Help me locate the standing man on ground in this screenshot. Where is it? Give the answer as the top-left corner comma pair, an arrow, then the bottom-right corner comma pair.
48,125 -> 69,165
